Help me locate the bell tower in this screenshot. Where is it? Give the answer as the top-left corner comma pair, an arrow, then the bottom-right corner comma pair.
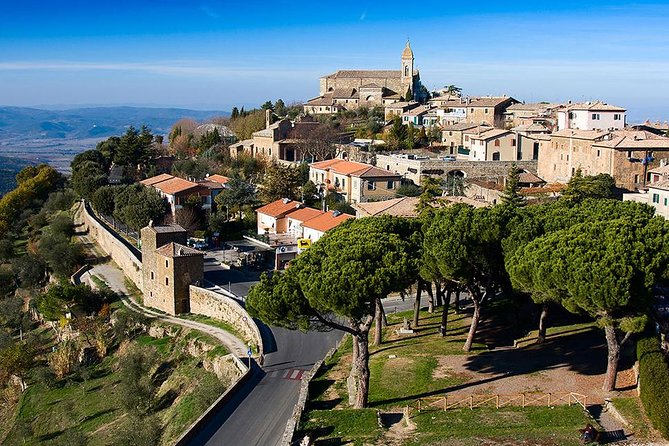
401,40 -> 414,96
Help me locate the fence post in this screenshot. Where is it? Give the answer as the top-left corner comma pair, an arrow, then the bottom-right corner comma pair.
547,393 -> 551,407
469,395 -> 473,410
522,394 -> 525,407
418,399 -> 421,412
496,395 -> 499,409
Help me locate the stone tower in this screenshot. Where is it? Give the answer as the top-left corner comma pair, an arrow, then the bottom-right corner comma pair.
140,224 -> 203,315
401,40 -> 415,97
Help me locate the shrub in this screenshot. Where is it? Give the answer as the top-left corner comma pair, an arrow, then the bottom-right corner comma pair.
637,335 -> 669,438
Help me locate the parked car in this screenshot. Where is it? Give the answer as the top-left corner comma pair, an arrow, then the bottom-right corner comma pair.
443,155 -> 457,161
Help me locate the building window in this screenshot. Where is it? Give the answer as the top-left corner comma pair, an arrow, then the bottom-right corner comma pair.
387,180 -> 394,190
492,152 -> 500,161
597,149 -> 600,157
627,151 -> 632,158
470,108 -> 474,113
494,140 -> 500,147
151,272 -> 154,280
634,174 -> 640,183
614,114 -> 621,120
592,113 -> 600,120
652,193 -> 660,204
367,181 -> 376,190
511,139 -> 516,146
165,260 -> 169,268
484,108 -> 489,114
665,198 -> 668,206
566,155 -> 569,161
342,178 -> 346,188
165,277 -> 169,286
569,112 -> 575,119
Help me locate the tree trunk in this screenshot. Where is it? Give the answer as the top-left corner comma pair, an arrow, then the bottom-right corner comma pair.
440,289 -> 452,337
374,297 -> 383,346
352,330 -> 371,408
463,299 -> 481,352
381,302 -> 388,327
413,281 -> 423,327
537,304 -> 549,344
435,282 -> 443,307
454,290 -> 461,314
426,283 -> 434,313
602,324 -> 621,392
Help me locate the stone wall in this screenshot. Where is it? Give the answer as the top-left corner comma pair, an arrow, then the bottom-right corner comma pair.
376,154 -> 538,185
189,285 -> 263,355
79,201 -> 143,288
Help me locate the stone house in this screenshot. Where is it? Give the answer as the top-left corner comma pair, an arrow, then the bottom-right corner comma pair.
385,101 -> 420,121
469,129 -> 525,162
464,97 -> 520,128
140,224 -> 204,315
402,105 -> 430,126
352,196 -> 419,218
309,159 -> 402,203
442,123 -> 485,155
537,129 -> 669,190
504,102 -> 560,130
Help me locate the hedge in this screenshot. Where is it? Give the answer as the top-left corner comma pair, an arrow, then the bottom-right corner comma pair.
636,335 -> 669,439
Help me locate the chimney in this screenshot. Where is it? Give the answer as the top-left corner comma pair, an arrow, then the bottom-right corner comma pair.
265,109 -> 272,129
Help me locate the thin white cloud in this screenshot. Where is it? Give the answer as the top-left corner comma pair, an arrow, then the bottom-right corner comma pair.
199,5 -> 220,19
0,61 -> 318,78
359,11 -> 367,21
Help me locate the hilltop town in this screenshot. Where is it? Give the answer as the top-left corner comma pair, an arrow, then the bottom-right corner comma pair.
1,42 -> 669,446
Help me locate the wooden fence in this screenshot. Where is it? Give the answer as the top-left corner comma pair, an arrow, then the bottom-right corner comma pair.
407,392 -> 588,417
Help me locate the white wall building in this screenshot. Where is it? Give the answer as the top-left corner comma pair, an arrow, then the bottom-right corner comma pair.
556,101 -> 626,131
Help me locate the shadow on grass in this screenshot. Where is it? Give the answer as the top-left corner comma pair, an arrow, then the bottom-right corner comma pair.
81,408 -> 117,423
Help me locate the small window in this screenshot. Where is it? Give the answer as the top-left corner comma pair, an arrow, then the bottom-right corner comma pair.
165,260 -> 169,268
367,181 -> 376,190
165,277 -> 169,286
511,139 -> 516,147
494,140 -> 500,147
484,108 -> 489,114
342,178 -> 346,188
627,151 -> 632,158
652,193 -> 660,203
634,174 -> 640,183
664,198 -> 668,206
614,114 -> 621,120
150,271 -> 154,280
592,113 -> 600,120
597,149 -> 601,157
387,180 -> 394,190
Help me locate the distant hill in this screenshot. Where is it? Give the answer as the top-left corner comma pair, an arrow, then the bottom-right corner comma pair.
0,106 -> 229,173
0,155 -> 33,196
0,106 -> 229,140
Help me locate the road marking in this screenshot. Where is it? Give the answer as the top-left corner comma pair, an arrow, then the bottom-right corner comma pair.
266,369 -> 305,380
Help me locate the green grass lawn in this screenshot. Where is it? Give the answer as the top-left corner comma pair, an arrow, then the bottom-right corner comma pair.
405,405 -> 592,446
611,397 -> 655,441
301,305 -> 597,445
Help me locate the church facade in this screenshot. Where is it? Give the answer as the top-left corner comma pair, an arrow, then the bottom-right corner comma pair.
304,42 -> 420,114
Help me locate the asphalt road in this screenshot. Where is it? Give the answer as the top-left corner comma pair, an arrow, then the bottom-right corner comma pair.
193,258 -> 418,446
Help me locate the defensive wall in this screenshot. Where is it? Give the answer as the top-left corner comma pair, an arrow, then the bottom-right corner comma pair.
78,201 -> 143,289
375,154 -> 538,185
189,285 -> 264,356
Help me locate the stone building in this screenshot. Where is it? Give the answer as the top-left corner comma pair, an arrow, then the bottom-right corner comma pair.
305,42 -> 419,112
140,224 -> 203,315
537,129 -> 669,191
309,159 -> 402,203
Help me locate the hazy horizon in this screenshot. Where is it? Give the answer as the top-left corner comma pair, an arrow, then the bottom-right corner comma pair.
2,1 -> 669,122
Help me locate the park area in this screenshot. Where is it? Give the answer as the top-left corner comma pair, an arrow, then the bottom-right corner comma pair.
298,304 -> 665,445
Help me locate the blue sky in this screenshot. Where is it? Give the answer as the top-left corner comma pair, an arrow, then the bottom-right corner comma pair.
1,1 -> 668,121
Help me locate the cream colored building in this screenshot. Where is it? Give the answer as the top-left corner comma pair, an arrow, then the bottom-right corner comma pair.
469,129 -> 522,161
556,101 -> 626,131
309,159 -> 401,203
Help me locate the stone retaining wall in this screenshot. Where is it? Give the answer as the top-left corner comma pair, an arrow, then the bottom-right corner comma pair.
78,201 -> 143,288
189,285 -> 264,356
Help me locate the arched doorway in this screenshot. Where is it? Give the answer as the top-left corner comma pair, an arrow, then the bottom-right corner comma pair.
445,170 -> 466,196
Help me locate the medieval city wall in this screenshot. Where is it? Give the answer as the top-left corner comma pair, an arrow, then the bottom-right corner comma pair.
79,202 -> 143,289
189,285 -> 264,355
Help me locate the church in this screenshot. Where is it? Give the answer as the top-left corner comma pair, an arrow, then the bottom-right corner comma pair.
304,42 -> 420,114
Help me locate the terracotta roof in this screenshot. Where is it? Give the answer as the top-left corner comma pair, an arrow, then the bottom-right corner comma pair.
593,130 -> 669,149
155,242 -> 204,258
152,177 -> 201,195
511,123 -> 550,132
650,179 -> 669,191
469,97 -> 518,108
551,129 -> 610,140
286,207 -> 324,222
331,88 -> 359,99
256,198 -> 303,218
518,172 -> 545,184
306,95 -> 337,106
462,125 -> 494,135
471,129 -> 512,140
302,211 -> 353,233
353,197 -> 419,218
441,123 -> 479,132
648,165 -> 669,176
385,101 -> 417,109
506,102 -> 560,111
207,174 -> 230,185
310,159 -> 400,178
140,173 -> 174,186
325,70 -> 401,79
561,100 -> 626,112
